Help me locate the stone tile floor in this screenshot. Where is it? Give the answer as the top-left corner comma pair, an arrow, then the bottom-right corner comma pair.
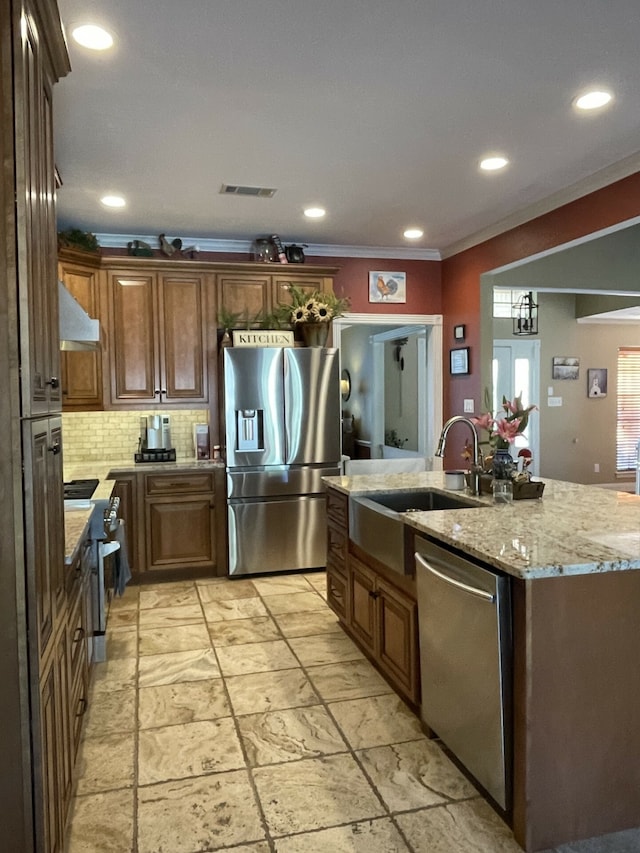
64,572 -> 640,853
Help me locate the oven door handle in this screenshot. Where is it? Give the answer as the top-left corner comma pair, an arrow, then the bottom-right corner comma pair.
100,542 -> 121,558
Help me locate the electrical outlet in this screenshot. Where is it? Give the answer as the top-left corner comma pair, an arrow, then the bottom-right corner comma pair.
463,399 -> 474,413
594,463 -> 600,473
547,386 -> 554,396
548,396 -> 563,407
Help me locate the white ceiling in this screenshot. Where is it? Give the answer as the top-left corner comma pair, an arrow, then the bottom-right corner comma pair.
54,0 -> 640,255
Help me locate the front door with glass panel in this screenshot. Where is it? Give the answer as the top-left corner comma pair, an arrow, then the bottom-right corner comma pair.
492,339 -> 540,475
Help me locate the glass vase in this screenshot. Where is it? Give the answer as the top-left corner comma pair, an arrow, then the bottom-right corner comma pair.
492,444 -> 514,479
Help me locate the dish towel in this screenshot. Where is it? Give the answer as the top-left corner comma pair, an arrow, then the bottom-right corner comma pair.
113,518 -> 132,597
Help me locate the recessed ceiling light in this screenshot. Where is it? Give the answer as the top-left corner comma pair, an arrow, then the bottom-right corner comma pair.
480,156 -> 509,172
574,90 -> 613,111
304,207 -> 326,219
100,194 -> 126,208
403,228 -> 423,240
72,24 -> 114,51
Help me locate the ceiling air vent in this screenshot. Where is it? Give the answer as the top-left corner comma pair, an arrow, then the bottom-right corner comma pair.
220,184 -> 277,198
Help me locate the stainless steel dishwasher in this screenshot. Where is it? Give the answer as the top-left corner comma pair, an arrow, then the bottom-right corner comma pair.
415,536 -> 512,810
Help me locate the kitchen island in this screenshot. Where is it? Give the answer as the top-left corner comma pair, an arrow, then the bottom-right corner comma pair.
323,471 -> 640,852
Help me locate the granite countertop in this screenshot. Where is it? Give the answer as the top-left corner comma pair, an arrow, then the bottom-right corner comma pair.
105,457 -> 225,475
64,457 -> 224,483
63,508 -> 93,566
323,471 -> 640,581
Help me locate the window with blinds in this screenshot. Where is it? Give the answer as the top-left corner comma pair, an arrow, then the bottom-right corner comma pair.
616,347 -> 640,471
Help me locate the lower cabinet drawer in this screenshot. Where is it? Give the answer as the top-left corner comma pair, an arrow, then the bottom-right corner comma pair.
145,472 -> 214,496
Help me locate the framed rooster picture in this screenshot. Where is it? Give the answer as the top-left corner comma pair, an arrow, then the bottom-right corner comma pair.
369,271 -> 406,303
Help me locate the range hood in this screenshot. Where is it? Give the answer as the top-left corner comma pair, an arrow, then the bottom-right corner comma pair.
58,281 -> 100,351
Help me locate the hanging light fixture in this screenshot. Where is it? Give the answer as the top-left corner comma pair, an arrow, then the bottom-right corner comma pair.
512,291 -> 538,336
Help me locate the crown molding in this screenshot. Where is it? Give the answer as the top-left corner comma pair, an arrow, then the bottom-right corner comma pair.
94,233 -> 441,261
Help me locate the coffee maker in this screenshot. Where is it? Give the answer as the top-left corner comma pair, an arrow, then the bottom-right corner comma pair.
140,414 -> 172,450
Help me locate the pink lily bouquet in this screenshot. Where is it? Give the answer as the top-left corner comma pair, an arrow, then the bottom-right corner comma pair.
463,394 -> 537,472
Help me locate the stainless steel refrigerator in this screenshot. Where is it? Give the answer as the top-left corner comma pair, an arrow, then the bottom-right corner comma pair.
223,346 -> 341,576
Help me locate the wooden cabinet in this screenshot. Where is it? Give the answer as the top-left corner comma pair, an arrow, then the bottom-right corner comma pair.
144,471 -> 217,574
216,265 -> 337,326
376,575 -> 419,701
108,466 -> 225,580
349,556 -> 377,652
37,603 -> 73,853
67,575 -> 90,761
271,272 -> 331,309
58,253 -> 103,409
107,269 -> 211,405
3,0 -> 70,848
348,553 -> 419,704
38,651 -> 65,853
110,473 -> 141,575
53,257 -> 337,413
217,272 -> 272,324
326,488 -> 349,620
15,1 -> 67,419
24,418 -> 65,664
325,487 -> 419,705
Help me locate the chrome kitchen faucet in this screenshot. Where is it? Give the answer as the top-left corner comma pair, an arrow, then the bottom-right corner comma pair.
436,416 -> 481,495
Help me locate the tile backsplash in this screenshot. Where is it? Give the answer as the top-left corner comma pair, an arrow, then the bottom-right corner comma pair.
62,409 -> 210,463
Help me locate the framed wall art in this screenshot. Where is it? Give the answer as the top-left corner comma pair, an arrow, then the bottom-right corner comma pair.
552,356 -> 580,380
368,271 -> 406,303
450,347 -> 470,375
587,368 -> 607,398
454,324 -> 466,340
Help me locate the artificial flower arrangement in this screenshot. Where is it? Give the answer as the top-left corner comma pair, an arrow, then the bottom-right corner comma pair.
283,284 -> 350,326
463,393 -> 537,479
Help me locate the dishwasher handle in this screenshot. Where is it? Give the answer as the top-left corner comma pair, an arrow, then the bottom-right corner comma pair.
415,553 -> 496,603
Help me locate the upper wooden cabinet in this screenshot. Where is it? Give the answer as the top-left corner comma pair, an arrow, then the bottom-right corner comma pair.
58,254 -> 103,409
107,269 -> 211,405
16,3 -> 69,418
271,272 -> 332,309
217,272 -> 271,324
56,257 -> 338,410
216,267 -> 335,325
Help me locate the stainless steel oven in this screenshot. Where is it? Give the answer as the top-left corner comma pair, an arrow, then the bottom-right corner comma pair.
88,495 -> 123,662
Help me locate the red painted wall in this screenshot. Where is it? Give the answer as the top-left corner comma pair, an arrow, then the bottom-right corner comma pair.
441,172 -> 640,423
306,254 -> 442,316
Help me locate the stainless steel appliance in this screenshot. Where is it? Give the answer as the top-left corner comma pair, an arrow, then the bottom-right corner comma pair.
63,478 -> 99,501
64,489 -> 128,663
88,495 -> 126,662
136,414 -> 176,462
143,413 -> 172,450
223,346 -> 340,576
415,536 -> 512,810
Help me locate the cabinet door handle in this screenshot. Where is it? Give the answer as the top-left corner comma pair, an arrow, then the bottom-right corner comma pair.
46,376 -> 59,389
48,442 -> 61,455
369,590 -> 380,600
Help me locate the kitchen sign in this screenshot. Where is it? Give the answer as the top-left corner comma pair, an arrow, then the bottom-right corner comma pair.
232,330 -> 295,347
